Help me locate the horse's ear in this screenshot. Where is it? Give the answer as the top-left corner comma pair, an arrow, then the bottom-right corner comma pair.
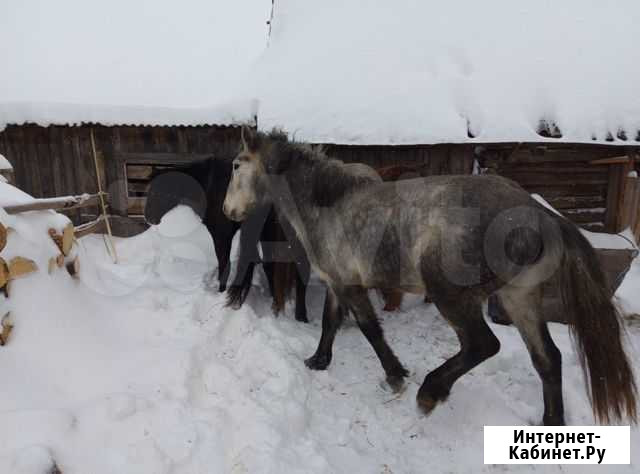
241,125 -> 260,152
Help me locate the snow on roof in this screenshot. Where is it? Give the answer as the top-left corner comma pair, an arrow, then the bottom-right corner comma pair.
255,1 -> 640,145
0,0 -> 270,130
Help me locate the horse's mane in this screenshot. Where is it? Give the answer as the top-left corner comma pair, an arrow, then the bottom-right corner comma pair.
264,131 -> 378,207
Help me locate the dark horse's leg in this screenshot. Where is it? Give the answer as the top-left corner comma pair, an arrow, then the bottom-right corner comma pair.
211,224 -> 238,292
226,211 -> 267,308
498,288 -> 564,425
417,294 -> 500,413
342,286 -> 409,391
305,288 -> 345,369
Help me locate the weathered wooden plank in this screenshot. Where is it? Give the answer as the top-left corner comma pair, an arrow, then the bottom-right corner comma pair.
581,222 -> 606,232
589,156 -> 630,165
127,180 -> 150,194
497,164 -> 608,174
503,172 -> 609,187
2,128 -> 26,191
75,215 -> 107,238
4,193 -> 104,214
126,164 -> 154,180
619,176 -> 640,233
108,128 -> 128,217
116,152 -> 212,164
48,127 -> 67,197
176,127 -> 189,153
560,208 -> 606,224
502,147 -> 627,164
92,126 -> 109,193
604,164 -> 624,232
127,197 -> 146,215
35,126 -> 55,197
544,195 -> 606,210
23,126 -> 44,197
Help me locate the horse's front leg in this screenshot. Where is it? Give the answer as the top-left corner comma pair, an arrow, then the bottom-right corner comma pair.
305,287 -> 344,369
212,227 -> 236,292
342,287 -> 409,391
226,217 -> 262,308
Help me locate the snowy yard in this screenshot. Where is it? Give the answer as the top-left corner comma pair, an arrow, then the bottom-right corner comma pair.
0,204 -> 638,473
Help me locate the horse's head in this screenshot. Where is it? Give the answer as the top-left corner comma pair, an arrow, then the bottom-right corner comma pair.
223,125 -> 271,221
144,171 -> 207,225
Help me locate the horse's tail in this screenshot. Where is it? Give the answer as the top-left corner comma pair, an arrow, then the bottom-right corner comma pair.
272,262 -> 297,314
555,216 -> 637,423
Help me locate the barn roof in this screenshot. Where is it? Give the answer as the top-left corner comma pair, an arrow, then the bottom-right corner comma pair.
254,1 -> 640,145
0,0 -> 270,131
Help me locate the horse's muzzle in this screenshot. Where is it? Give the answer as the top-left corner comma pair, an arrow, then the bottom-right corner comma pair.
223,204 -> 243,222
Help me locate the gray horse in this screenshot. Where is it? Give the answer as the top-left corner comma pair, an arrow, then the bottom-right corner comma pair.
223,127 -> 637,425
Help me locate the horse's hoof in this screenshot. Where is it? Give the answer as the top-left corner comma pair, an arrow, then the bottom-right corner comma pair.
383,304 -> 399,312
416,395 -> 439,415
295,314 -> 309,323
543,415 -> 565,426
385,375 -> 407,393
218,283 -> 226,293
305,353 -> 331,370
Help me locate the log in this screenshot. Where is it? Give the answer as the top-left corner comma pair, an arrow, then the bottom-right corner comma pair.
48,257 -> 57,274
3,192 -> 105,215
0,312 -> 12,346
0,221 -> 6,252
48,223 -> 74,255
49,228 -> 63,252
62,222 -> 74,256
0,258 -> 8,288
8,256 -> 38,279
589,156 -> 631,165
74,215 -> 107,238
47,254 -> 65,273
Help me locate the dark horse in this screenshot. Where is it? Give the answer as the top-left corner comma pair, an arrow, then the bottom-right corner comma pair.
144,156 -> 311,322
223,127 -> 637,425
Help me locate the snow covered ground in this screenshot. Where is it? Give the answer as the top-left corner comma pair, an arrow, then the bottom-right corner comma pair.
0,204 -> 639,473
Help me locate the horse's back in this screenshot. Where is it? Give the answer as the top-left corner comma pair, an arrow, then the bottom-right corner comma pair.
342,162 -> 382,183
333,173 -> 541,289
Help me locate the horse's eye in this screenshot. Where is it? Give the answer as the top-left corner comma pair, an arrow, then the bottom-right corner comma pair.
233,163 -> 240,170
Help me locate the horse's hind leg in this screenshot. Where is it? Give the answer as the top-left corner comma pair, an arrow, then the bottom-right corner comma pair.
417,296 -> 500,414
293,256 -> 310,322
342,287 -> 409,391
498,287 -> 564,425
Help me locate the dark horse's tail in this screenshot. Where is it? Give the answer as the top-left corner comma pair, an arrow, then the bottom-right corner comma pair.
272,262 -> 297,314
554,215 -> 637,423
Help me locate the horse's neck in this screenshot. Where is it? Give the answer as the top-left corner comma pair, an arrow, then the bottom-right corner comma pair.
269,169 -> 326,266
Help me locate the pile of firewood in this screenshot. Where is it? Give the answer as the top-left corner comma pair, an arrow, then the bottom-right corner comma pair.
0,191 -> 112,347
0,218 -> 80,347
47,222 -> 80,278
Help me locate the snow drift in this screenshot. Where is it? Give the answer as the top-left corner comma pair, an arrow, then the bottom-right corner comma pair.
0,192 -> 639,472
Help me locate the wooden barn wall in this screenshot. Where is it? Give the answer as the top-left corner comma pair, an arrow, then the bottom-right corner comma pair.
0,124 -> 637,236
0,124 -> 242,235
324,144 -> 474,175
479,144 -> 639,232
